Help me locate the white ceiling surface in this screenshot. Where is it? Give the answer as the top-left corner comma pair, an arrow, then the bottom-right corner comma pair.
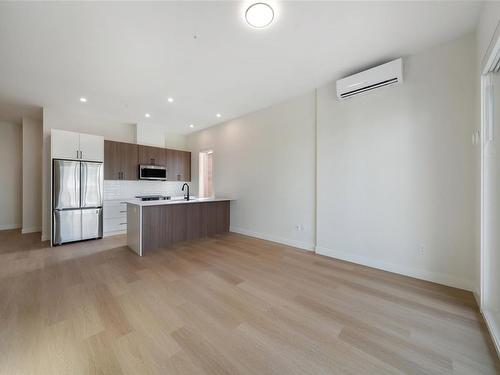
0,1 -> 482,133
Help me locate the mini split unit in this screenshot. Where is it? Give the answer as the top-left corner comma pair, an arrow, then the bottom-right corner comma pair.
336,58 -> 403,100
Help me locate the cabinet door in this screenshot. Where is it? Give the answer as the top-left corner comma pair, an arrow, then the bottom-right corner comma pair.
120,142 -> 139,180
79,133 -> 104,161
51,129 -> 80,159
180,151 -> 191,181
166,149 -> 179,181
166,149 -> 191,181
104,141 -> 120,180
138,145 -> 166,166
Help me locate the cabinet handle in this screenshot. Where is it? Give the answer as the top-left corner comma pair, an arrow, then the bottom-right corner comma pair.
76,150 -> 79,159
119,223 -> 127,225
81,151 -> 83,159
120,210 -> 126,213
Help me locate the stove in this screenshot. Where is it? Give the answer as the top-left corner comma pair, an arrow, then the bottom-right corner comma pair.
135,195 -> 171,201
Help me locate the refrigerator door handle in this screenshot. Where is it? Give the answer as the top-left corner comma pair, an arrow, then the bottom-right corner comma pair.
81,162 -> 86,207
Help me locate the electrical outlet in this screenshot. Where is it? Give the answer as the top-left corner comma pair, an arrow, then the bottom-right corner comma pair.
295,224 -> 301,231
418,245 -> 425,255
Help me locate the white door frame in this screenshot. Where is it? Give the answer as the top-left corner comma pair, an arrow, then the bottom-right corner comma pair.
480,24 -> 500,356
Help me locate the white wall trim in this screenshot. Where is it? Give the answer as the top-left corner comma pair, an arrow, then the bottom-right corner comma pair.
315,245 -> 475,292
483,309 -> 500,357
103,230 -> 126,238
21,226 -> 42,234
0,224 -> 21,231
230,226 -> 315,252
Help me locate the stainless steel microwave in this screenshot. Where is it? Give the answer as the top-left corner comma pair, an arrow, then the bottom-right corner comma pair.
139,164 -> 167,181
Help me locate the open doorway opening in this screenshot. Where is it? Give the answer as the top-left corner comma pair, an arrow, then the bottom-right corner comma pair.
199,150 -> 214,198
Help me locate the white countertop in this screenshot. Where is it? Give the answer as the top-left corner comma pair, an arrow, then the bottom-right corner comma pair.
125,197 -> 232,207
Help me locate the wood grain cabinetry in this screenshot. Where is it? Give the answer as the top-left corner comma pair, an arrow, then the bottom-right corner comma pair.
138,145 -> 166,166
141,201 -> 230,252
104,140 -> 138,180
167,149 -> 191,181
104,141 -> 191,181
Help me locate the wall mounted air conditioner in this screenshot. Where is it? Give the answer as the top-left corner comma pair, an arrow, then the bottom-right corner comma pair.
336,58 -> 403,100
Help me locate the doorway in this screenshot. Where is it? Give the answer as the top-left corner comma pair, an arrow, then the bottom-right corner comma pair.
199,150 -> 214,198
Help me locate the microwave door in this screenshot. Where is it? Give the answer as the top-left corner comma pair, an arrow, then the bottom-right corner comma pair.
81,162 -> 103,208
53,160 -> 80,209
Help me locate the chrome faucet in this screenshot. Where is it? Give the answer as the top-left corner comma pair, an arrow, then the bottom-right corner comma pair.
182,183 -> 190,201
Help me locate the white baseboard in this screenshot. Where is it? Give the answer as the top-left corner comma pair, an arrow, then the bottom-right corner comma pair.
230,227 -> 314,252
0,224 -> 21,231
103,230 -> 126,238
21,226 -> 42,234
315,245 -> 475,292
483,309 -> 500,357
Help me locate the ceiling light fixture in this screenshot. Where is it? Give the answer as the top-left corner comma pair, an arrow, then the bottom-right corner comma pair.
145,113 -> 151,118
189,124 -> 195,128
167,97 -> 174,103
245,2 -> 275,29
79,97 -> 87,103
216,113 -> 221,118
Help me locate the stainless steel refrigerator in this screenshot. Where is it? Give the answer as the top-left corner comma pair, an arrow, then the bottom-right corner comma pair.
52,159 -> 103,245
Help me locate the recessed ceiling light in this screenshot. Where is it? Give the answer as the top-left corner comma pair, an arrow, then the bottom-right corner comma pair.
216,113 -> 221,118
79,97 -> 87,103
245,2 -> 275,29
145,113 -> 151,118
189,124 -> 195,128
167,97 -> 174,103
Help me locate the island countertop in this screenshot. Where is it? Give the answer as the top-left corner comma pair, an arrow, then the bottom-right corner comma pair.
125,197 -> 232,207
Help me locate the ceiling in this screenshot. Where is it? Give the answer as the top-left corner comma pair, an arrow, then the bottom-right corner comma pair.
0,1 -> 482,133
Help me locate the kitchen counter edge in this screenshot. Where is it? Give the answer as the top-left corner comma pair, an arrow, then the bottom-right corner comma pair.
125,198 -> 233,207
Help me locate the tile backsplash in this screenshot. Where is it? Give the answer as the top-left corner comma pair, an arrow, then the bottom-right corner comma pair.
104,180 -> 192,200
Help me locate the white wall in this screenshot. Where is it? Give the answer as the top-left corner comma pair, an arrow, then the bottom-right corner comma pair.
316,34 -> 477,290
135,123 -> 188,150
22,117 -> 42,233
188,92 -> 316,251
41,108 -> 137,240
0,121 -> 22,230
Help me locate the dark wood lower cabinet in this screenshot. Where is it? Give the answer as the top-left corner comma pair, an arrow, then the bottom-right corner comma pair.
141,201 -> 230,252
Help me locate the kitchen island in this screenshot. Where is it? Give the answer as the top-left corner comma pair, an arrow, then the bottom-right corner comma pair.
126,198 -> 231,255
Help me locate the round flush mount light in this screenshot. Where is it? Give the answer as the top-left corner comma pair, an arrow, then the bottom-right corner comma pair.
145,113 -> 151,118
245,2 -> 274,29
167,97 -> 174,103
189,124 -> 195,128
79,97 -> 87,103
216,113 -> 222,118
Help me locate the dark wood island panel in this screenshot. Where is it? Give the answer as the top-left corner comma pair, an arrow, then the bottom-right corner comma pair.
141,201 -> 230,252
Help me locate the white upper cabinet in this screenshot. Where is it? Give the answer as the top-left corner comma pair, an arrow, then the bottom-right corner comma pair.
51,129 -> 80,159
51,129 -> 104,161
79,133 -> 104,161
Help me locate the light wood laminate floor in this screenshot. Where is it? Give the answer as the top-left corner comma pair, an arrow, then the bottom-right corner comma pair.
0,229 -> 498,374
